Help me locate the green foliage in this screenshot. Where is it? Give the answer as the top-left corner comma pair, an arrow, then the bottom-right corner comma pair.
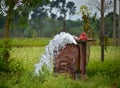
41,75 -> 78,88
0,38 -> 11,71
0,78 -> 9,88
0,14 -> 5,29
87,59 -> 120,79
87,46 -> 120,79
104,12 -> 119,36
80,5 -> 92,37
0,38 -> 51,47
9,47 -> 45,72
80,5 -> 91,16
0,46 -> 120,88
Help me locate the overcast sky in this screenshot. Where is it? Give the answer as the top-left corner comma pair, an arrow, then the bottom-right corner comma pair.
66,0 -> 119,20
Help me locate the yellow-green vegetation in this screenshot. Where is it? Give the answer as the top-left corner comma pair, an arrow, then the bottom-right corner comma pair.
0,46 -> 120,88
0,38 -> 51,47
9,47 -> 45,72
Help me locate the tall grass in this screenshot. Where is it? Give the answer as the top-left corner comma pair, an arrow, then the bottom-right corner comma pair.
87,46 -> 120,88
0,46 -> 120,88
9,47 -> 45,72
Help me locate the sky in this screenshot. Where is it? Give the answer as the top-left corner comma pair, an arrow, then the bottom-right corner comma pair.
66,0 -> 88,20
66,0 -> 119,20
28,0 -> 119,20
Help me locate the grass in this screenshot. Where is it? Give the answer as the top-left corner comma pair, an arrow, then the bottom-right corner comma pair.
0,40 -> 120,88
0,38 -> 51,47
9,47 -> 45,72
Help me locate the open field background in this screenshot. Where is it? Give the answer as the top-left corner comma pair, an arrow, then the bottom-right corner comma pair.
0,38 -> 120,88
0,38 -> 51,47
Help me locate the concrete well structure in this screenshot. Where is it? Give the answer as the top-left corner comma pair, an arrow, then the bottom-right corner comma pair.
53,34 -> 96,79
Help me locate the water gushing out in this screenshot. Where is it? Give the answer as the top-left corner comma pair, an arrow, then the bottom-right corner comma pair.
35,32 -> 77,75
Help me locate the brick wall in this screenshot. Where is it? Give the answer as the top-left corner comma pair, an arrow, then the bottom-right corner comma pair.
54,44 -> 80,79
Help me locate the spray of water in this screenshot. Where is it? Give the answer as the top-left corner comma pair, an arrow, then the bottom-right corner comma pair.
35,32 -> 77,75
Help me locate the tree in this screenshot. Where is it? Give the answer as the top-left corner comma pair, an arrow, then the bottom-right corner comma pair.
0,0 -> 49,38
29,6 -> 48,37
113,0 -> 117,46
0,0 -> 49,63
66,1 -> 76,31
80,5 -> 91,35
100,0 -> 105,62
80,5 -> 91,62
118,0 -> 120,46
90,13 -> 98,37
0,14 -> 5,37
104,12 -> 118,37
88,0 -> 113,62
88,0 -> 113,14
49,0 -> 76,32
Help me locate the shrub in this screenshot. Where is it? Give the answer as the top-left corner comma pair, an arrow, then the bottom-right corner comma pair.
0,38 -> 11,71
87,59 -> 120,79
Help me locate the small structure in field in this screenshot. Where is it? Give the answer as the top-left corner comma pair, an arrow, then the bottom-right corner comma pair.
54,44 -> 80,79
54,33 -> 96,79
35,32 -> 96,80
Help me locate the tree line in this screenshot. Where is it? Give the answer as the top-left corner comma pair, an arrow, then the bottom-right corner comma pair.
0,12 -> 118,38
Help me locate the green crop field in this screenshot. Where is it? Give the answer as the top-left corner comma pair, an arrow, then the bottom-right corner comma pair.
0,45 -> 120,88
0,38 -> 51,47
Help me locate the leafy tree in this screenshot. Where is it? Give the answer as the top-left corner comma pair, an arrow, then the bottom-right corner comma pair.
87,0 -> 113,61
89,13 -> 99,37
80,5 -> 91,62
0,14 -> 5,28
0,0 -> 50,68
80,5 -> 91,36
104,12 -> 118,37
89,12 -> 118,38
88,0 -> 113,14
0,0 -> 49,38
29,6 -> 49,37
49,0 -> 76,32
0,14 -> 5,37
66,1 -> 76,31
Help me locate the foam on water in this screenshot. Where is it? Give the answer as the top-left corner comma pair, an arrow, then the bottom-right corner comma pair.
35,32 -> 77,75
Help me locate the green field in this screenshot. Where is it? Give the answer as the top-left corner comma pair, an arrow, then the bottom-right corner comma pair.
0,38 -> 51,47
0,39 -> 120,88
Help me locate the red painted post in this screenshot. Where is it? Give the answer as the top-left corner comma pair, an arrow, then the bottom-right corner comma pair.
79,32 -> 88,79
